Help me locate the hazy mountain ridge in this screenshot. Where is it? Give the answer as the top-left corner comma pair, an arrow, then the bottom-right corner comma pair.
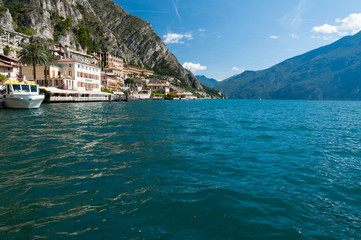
216,31 -> 361,100
196,75 -> 219,89
0,0 -> 202,90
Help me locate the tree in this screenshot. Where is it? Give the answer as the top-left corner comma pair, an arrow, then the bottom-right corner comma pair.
0,73 -> 7,83
19,43 -> 47,81
43,47 -> 57,87
3,45 -> 10,56
125,78 -> 135,85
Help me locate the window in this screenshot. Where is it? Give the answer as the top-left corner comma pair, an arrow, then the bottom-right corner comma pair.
69,64 -> 72,67
21,85 -> 30,92
30,85 -> 37,92
13,84 -> 21,92
77,72 -> 80,77
69,71 -> 72,76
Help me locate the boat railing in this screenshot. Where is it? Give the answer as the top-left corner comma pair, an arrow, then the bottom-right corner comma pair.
50,96 -> 109,102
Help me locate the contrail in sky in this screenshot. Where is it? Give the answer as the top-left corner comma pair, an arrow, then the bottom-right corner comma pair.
171,0 -> 182,24
127,10 -> 171,14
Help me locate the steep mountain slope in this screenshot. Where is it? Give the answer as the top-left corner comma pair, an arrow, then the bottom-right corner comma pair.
0,0 -> 202,90
196,75 -> 219,89
216,31 -> 361,100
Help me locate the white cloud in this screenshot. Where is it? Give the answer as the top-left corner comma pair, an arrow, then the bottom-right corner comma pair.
232,67 -> 245,73
269,35 -> 280,39
198,29 -> 206,32
183,62 -> 207,73
289,33 -> 299,39
312,13 -> 361,36
163,33 -> 193,44
312,24 -> 338,34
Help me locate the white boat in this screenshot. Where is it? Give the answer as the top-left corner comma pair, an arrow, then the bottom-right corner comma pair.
1,80 -> 44,109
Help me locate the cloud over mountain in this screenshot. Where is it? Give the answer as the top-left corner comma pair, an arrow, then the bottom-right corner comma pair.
312,13 -> 361,36
183,62 -> 207,72
163,33 -> 193,44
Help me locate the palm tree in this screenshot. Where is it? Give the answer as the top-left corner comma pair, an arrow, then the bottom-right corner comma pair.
43,47 -> 57,87
19,43 -> 47,82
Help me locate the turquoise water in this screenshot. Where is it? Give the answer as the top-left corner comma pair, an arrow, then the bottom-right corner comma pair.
1,100 -> 361,239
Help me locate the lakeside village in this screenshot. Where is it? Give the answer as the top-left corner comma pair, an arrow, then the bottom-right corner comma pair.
0,28 -> 212,106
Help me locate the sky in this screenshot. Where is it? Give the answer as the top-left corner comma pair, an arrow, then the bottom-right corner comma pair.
115,0 -> 361,81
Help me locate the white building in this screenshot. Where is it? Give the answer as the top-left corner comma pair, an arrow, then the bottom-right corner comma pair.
0,54 -> 21,81
148,79 -> 170,94
57,58 -> 101,92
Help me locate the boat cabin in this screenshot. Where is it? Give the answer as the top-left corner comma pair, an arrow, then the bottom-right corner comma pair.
2,80 -> 40,95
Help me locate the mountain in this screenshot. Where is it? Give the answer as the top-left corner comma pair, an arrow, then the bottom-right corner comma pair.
216,31 -> 361,100
0,0 -> 202,90
196,75 -> 219,89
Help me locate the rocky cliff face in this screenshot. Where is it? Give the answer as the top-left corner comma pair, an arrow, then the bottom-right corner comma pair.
0,0 -> 202,90
0,8 -> 15,31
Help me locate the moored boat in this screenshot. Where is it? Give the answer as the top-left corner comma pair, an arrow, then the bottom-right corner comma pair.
1,80 -> 44,109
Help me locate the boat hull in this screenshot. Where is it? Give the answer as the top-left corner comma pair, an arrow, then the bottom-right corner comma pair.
2,94 -> 45,109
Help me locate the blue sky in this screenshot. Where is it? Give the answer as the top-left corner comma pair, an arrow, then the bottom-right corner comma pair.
115,0 -> 361,80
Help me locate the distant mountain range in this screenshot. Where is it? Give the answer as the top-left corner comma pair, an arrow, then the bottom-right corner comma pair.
196,75 -> 219,89
216,31 -> 361,100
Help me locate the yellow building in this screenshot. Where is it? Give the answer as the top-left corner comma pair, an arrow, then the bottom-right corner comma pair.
21,65 -> 65,88
104,52 -> 123,69
103,53 -> 124,79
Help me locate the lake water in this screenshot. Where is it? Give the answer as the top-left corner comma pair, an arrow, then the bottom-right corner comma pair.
1,100 -> 361,239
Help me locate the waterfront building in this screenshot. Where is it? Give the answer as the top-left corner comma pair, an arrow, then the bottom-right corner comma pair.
124,65 -> 153,79
102,67 -> 125,91
171,90 -> 197,100
104,52 -> 123,69
50,45 -> 99,66
0,54 -> 22,81
148,79 -> 170,94
101,72 -> 117,92
22,65 -> 65,88
57,58 -> 101,92
102,53 -> 125,88
131,89 -> 151,100
103,66 -> 124,79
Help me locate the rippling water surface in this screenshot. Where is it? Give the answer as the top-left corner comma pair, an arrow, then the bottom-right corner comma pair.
1,100 -> 361,239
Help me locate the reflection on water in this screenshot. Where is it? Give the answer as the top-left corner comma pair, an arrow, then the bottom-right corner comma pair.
1,100 -> 361,239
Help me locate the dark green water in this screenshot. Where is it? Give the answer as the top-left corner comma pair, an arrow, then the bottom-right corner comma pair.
1,100 -> 361,239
